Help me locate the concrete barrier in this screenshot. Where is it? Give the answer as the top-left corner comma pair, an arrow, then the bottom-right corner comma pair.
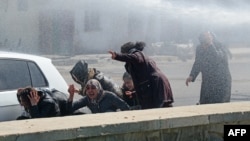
0,101 -> 250,141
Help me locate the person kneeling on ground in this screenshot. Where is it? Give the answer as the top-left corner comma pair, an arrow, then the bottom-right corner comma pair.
70,60 -> 123,98
16,87 -> 61,119
67,79 -> 130,114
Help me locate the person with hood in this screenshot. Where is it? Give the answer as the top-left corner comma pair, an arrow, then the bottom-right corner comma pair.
16,87 -> 61,119
186,31 -> 232,104
108,41 -> 174,109
70,60 -> 122,98
67,79 -> 130,114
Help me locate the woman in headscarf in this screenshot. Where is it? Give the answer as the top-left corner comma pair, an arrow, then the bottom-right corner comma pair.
186,31 -> 232,104
109,41 -> 174,109
67,79 -> 130,113
70,60 -> 123,98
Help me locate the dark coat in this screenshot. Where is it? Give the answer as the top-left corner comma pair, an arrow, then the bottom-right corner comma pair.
67,91 -> 130,113
93,71 -> 123,98
190,43 -> 232,104
43,89 -> 69,116
114,51 -> 174,109
29,92 -> 60,118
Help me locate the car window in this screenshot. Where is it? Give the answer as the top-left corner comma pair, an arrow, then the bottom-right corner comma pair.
0,59 -> 48,91
28,61 -> 48,87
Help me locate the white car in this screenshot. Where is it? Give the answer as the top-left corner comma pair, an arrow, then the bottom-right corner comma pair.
0,51 -> 68,122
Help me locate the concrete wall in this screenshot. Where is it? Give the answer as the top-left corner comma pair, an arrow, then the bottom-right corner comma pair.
0,101 -> 250,141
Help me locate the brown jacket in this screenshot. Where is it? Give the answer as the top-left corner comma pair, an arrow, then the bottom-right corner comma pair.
114,51 -> 174,109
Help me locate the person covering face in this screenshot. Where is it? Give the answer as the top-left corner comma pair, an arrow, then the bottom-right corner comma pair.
17,87 -> 60,119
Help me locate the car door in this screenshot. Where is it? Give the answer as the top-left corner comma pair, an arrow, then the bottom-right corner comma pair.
0,59 -> 49,121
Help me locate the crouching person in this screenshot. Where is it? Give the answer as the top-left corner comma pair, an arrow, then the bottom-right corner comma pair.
67,79 -> 130,114
70,60 -> 123,98
16,87 -> 61,119
121,72 -> 141,110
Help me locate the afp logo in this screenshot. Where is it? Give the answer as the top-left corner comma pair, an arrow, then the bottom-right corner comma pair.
224,125 -> 250,141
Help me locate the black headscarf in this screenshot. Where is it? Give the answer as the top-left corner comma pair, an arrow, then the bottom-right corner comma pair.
120,41 -> 145,54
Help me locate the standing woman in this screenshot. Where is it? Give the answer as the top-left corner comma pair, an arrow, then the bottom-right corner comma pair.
186,31 -> 232,104
109,41 -> 174,109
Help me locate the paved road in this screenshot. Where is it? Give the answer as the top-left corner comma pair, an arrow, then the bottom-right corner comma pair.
54,53 -> 250,107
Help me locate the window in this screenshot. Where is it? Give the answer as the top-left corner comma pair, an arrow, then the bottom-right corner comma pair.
84,10 -> 101,32
28,62 -> 48,87
0,59 -> 48,91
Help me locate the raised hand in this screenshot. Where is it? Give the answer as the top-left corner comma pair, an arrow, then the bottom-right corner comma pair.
108,50 -> 116,59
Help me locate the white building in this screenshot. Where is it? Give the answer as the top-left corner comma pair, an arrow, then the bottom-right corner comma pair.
0,0 -> 177,55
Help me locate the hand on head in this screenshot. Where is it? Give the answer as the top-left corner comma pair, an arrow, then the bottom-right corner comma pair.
27,90 -> 40,106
